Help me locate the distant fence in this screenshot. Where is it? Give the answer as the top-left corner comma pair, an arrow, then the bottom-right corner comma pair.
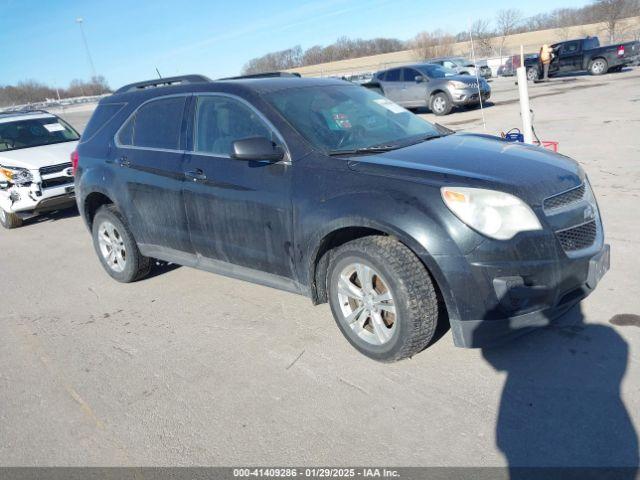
0,94 -> 110,113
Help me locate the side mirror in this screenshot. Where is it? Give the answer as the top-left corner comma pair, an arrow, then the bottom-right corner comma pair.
415,75 -> 426,83
231,136 -> 284,162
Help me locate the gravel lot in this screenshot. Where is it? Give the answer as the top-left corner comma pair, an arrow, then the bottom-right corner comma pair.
2,70 -> 639,467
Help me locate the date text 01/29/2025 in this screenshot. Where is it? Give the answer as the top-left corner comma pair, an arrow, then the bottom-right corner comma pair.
232,468 -> 400,477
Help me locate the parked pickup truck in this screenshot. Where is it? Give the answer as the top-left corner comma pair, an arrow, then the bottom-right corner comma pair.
525,36 -> 640,81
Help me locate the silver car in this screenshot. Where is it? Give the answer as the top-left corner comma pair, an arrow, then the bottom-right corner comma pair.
371,63 -> 491,116
429,57 -> 491,79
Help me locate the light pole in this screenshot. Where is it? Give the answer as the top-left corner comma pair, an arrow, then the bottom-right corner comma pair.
76,17 -> 97,78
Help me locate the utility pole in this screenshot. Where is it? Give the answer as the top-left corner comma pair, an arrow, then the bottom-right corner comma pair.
76,17 -> 97,78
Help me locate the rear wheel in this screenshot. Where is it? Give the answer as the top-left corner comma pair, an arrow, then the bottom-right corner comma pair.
589,58 -> 608,75
92,205 -> 151,282
430,92 -> 452,116
0,208 -> 23,229
327,236 -> 439,362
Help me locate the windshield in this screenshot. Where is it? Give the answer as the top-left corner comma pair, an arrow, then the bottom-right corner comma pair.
415,64 -> 457,78
0,116 -> 80,152
452,57 -> 474,67
265,85 -> 442,154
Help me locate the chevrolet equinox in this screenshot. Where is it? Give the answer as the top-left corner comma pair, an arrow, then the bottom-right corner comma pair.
74,74 -> 610,362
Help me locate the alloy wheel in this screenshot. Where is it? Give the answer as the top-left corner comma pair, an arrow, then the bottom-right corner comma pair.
433,96 -> 446,113
592,60 -> 606,74
336,262 -> 397,346
98,221 -> 127,273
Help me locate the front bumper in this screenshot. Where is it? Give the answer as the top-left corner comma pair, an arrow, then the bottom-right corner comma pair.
444,241 -> 610,348
0,182 -> 75,219
450,88 -> 491,105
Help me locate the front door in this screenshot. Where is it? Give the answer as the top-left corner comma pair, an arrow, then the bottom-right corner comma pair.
401,68 -> 427,108
114,95 -> 192,254
182,94 -> 296,281
555,41 -> 581,73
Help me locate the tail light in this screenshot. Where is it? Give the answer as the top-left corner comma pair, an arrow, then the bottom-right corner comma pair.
71,149 -> 79,175
617,45 -> 625,57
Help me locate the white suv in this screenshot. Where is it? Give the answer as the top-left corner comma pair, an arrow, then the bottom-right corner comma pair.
0,110 -> 79,229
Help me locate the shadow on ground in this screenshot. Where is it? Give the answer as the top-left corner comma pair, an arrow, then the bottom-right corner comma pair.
20,205 -> 79,227
478,303 -> 638,479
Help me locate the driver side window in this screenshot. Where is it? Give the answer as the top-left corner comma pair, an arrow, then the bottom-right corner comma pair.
194,96 -> 275,156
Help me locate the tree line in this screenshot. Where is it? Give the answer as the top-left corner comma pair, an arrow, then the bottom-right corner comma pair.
0,76 -> 111,108
242,0 -> 640,74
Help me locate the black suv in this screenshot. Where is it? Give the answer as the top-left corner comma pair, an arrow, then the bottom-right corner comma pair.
75,74 -> 609,362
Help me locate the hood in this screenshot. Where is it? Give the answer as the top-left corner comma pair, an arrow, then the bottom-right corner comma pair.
0,141 -> 78,170
442,75 -> 488,87
347,133 -> 583,206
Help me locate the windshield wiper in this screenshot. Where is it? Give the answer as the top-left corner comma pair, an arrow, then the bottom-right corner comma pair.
329,133 -> 450,156
328,144 -> 404,156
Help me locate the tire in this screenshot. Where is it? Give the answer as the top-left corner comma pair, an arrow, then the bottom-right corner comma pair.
0,208 -> 23,229
92,205 -> 151,283
430,92 -> 452,116
326,236 -> 439,362
589,58 -> 608,75
526,67 -> 539,82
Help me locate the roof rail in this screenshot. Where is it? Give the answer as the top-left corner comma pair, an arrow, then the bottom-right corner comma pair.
218,72 -> 301,80
114,74 -> 211,94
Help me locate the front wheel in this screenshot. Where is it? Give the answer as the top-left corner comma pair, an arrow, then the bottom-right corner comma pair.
526,67 -> 539,82
327,236 -> 439,362
430,92 -> 452,116
0,208 -> 23,229
92,205 -> 151,283
589,58 -> 608,75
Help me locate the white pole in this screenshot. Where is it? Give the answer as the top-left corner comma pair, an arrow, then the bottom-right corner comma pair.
516,45 -> 534,144
468,24 -> 487,132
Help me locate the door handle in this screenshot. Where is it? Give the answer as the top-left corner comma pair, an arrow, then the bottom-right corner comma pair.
184,168 -> 207,181
118,156 -> 131,168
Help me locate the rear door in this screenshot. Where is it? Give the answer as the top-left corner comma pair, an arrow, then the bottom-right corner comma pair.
115,95 -> 192,254
380,68 -> 404,104
182,94 -> 296,281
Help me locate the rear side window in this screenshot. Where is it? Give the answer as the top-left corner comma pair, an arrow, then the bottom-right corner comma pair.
80,103 -> 125,143
385,69 -> 401,82
118,96 -> 186,150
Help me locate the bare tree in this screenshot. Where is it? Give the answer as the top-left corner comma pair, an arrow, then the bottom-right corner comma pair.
411,30 -> 455,60
496,9 -> 523,57
0,77 -> 111,107
243,37 -> 406,74
593,0 -> 630,42
470,19 -> 495,57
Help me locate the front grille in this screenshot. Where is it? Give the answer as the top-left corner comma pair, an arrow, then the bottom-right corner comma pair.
39,162 -> 71,175
543,184 -> 585,211
42,176 -> 74,189
556,220 -> 597,251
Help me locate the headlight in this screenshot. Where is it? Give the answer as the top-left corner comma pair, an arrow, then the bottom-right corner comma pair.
0,165 -> 33,186
450,81 -> 469,89
441,187 -> 542,240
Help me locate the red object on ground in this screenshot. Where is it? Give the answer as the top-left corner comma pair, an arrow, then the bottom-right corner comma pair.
535,141 -> 559,152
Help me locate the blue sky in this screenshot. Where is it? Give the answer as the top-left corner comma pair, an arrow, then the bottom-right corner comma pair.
3,0 -> 591,89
